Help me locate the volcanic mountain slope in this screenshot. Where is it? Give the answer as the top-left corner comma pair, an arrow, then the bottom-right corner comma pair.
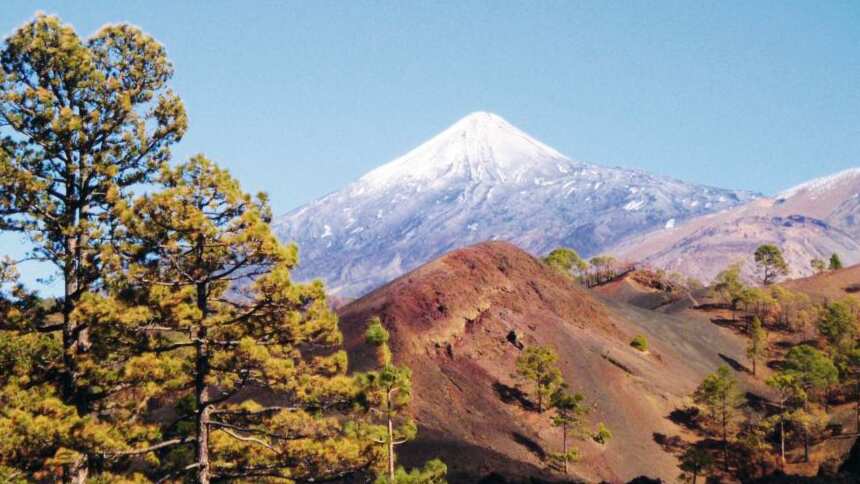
275,112 -> 755,297
337,241 -> 754,482
782,263 -> 860,301
608,168 -> 860,285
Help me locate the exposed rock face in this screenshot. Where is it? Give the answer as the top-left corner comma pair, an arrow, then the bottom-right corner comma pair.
275,112 -> 755,296
609,169 -> 860,285
337,241 -> 752,482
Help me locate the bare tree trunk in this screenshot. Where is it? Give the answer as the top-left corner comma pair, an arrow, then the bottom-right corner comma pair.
722,406 -> 729,471
387,393 -> 395,482
562,421 -> 568,475
856,383 -> 860,434
197,404 -> 212,484
779,416 -> 786,466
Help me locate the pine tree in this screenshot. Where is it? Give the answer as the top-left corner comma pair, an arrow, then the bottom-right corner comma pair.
747,317 -> 767,376
692,365 -> 742,471
111,156 -> 375,482
550,387 -> 587,475
810,258 -> 826,274
0,13 -> 186,482
543,248 -> 587,279
754,244 -> 788,286
678,446 -> 713,484
839,346 -> 860,433
359,317 -> 416,482
515,345 -> 563,412
711,263 -> 746,319
769,345 -> 837,465
829,253 -> 843,270
818,299 -> 858,354
765,373 -> 802,464
782,345 -> 838,402
359,318 -> 446,483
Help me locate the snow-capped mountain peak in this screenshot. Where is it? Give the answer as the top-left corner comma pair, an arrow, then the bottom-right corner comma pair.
359,112 -> 572,187
275,112 -> 757,296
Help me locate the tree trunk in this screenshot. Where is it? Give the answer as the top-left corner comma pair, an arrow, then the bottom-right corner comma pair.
64,456 -> 88,484
855,380 -> 860,434
387,393 -> 395,482
803,428 -> 809,462
722,406 -> 729,471
752,357 -> 757,376
779,416 -> 786,466
692,472 -> 697,484
195,276 -> 212,484
196,404 -> 212,484
562,421 -> 568,475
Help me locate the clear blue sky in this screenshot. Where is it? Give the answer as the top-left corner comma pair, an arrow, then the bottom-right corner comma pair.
2,1 -> 860,288
4,1 -> 860,212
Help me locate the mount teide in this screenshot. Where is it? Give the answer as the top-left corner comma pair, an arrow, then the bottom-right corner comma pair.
275,112 -> 756,296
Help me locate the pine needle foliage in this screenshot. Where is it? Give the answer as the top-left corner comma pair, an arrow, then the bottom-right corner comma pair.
0,13 -> 186,482
109,156 -> 377,482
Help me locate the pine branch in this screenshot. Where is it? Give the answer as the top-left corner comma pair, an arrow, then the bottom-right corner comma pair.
214,426 -> 275,451
103,436 -> 193,458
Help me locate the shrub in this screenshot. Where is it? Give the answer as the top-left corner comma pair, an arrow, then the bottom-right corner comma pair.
630,335 -> 649,352
593,422 -> 613,444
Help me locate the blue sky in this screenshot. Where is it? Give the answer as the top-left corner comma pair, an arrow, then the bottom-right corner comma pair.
4,1 -> 860,212
2,1 -> 860,288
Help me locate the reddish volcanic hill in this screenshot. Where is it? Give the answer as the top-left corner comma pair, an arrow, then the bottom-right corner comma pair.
338,241 -> 751,482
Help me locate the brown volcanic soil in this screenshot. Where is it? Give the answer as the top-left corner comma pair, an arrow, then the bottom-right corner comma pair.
338,241 -> 751,483
782,264 -> 860,301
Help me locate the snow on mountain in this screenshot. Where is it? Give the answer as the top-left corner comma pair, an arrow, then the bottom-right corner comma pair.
274,112 -> 757,296
777,167 -> 860,200
610,166 -> 860,284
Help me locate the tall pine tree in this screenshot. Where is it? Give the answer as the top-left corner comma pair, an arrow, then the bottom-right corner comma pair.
0,14 -> 186,482
111,155 -> 377,482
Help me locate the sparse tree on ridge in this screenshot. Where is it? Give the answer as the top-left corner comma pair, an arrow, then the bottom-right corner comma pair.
811,258 -> 827,274
0,14 -> 186,482
543,247 -> 587,279
754,244 -> 789,286
515,345 -> 563,413
588,255 -> 617,285
830,253 -> 844,271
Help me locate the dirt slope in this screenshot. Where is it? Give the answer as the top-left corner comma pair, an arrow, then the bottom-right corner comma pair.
782,264 -> 860,301
338,241 -> 750,482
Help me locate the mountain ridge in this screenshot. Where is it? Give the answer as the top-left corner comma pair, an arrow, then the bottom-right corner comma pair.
609,167 -> 860,283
